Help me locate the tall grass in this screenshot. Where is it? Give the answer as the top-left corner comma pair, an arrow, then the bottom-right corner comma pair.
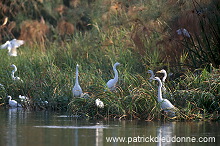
0,0 -> 219,121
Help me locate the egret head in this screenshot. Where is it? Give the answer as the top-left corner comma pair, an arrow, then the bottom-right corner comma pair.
10,64 -> 17,71
147,70 -> 154,74
76,64 -> 80,70
10,64 -> 16,68
7,96 -> 12,100
147,70 -> 154,81
156,69 -> 166,74
114,62 -> 120,67
156,69 -> 167,82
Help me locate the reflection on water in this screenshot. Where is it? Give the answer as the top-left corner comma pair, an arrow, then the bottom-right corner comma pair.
8,108 -> 18,146
0,109 -> 219,146
96,122 -> 103,146
34,125 -> 107,129
157,122 -> 175,146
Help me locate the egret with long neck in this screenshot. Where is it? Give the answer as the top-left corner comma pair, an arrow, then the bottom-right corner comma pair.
72,64 -> 83,97
153,77 -> 175,113
106,62 -> 120,91
156,69 -> 167,92
10,64 -> 22,82
8,96 -> 22,108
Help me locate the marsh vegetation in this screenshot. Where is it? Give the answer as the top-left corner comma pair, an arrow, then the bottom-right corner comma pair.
0,0 -> 219,121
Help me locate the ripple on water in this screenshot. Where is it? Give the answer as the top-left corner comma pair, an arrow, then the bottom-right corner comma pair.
34,125 -> 108,129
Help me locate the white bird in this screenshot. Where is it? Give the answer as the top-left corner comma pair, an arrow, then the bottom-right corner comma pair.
95,98 -> 104,108
106,62 -> 120,91
156,69 -> 167,92
147,70 -> 155,82
0,39 -> 25,56
10,64 -> 23,82
19,95 -> 29,102
72,64 -> 83,97
153,77 -> 175,114
8,96 -> 22,108
19,95 -> 30,107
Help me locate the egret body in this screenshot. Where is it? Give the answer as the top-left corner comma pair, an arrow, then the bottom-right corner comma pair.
72,64 -> 83,97
106,62 -> 120,91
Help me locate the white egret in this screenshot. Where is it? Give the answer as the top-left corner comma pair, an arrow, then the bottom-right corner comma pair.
8,96 -> 22,108
156,69 -> 167,92
72,64 -> 83,97
153,77 -> 175,114
10,64 -> 23,82
95,98 -> 104,108
147,70 -> 155,81
0,39 -> 25,56
19,95 -> 29,101
156,69 -> 167,82
106,62 -> 120,91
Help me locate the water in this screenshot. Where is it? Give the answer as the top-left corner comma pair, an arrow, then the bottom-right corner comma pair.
0,108 -> 219,146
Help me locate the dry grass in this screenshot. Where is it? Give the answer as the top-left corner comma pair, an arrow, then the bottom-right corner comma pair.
19,18 -> 49,51
57,19 -> 74,36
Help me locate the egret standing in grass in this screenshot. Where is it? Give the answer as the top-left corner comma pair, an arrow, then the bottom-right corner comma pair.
156,69 -> 167,92
147,70 -> 155,82
153,77 -> 175,116
8,96 -> 22,108
72,64 -> 83,97
10,64 -> 23,82
106,62 -> 120,91
0,39 -> 24,56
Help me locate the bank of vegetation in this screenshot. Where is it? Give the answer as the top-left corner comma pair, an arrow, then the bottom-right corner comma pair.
0,0 -> 219,121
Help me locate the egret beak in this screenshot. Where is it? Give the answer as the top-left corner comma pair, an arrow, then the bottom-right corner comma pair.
156,70 -> 162,73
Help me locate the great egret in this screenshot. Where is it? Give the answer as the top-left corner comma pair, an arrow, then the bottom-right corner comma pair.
0,39 -> 25,56
153,77 -> 175,114
72,64 -> 83,97
106,62 -> 120,91
147,70 -> 155,81
8,96 -> 22,108
156,69 -> 167,92
95,98 -> 104,108
10,64 -> 23,82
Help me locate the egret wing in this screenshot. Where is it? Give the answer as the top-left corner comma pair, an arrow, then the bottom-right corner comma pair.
11,39 -> 25,48
0,41 -> 9,49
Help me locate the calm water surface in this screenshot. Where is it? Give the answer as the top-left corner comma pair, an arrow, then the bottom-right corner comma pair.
0,108 -> 219,146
